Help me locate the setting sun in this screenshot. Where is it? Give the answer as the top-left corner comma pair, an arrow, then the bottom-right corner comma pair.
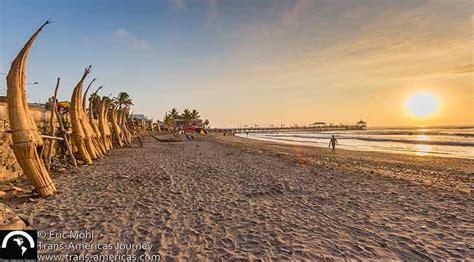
405,91 -> 440,118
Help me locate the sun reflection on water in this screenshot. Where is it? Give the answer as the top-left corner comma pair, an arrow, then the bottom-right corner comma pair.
415,134 -> 431,155
415,144 -> 432,156
417,135 -> 430,141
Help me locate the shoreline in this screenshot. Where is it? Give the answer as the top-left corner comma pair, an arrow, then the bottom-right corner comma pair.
211,133 -> 473,193
234,131 -> 474,160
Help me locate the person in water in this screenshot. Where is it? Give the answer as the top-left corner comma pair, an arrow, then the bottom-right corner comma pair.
329,135 -> 338,153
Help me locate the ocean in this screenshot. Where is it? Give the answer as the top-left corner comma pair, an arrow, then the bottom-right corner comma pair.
236,126 -> 474,159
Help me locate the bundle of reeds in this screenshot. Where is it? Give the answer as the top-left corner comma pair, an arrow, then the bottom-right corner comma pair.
88,93 -> 107,153
110,105 -> 124,147
121,109 -> 132,145
117,108 -> 128,144
6,21 -> 56,197
98,97 -> 113,150
82,80 -> 105,156
78,78 -> 101,159
70,67 -> 93,164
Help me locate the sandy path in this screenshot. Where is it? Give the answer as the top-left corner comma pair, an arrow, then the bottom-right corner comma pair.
4,136 -> 473,260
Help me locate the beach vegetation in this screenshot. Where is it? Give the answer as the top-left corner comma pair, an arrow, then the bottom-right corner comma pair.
113,92 -> 133,109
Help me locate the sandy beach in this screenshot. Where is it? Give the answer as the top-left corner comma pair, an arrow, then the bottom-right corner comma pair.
2,134 -> 473,260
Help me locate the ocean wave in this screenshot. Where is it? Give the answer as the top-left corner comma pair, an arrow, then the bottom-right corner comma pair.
317,130 -> 474,137
261,134 -> 474,147
351,131 -> 474,137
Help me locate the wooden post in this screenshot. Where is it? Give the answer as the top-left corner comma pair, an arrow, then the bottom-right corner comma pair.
41,135 -> 64,141
55,109 -> 77,167
45,78 -> 60,170
49,82 -> 78,168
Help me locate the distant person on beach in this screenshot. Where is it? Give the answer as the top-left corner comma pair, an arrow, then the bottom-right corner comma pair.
329,135 -> 338,153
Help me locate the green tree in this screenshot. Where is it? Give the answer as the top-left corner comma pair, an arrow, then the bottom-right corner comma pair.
113,92 -> 133,109
169,108 -> 180,120
164,113 -> 174,130
190,109 -> 200,120
181,109 -> 192,126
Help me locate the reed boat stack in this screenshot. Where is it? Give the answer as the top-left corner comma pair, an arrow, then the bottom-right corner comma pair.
1,21 -> 139,197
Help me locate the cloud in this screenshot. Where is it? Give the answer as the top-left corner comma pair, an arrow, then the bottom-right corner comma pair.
279,0 -> 314,31
113,29 -> 152,50
172,0 -> 185,11
450,64 -> 474,74
229,0 -> 473,85
205,0 -> 218,26
170,0 -> 217,26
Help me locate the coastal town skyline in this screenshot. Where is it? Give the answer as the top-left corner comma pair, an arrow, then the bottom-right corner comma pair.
1,0 -> 472,127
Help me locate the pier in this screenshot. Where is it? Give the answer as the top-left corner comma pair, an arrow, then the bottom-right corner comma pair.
211,125 -> 366,134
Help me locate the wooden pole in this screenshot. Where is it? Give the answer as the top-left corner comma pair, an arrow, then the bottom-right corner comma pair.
55,109 -> 77,167
45,78 -> 60,170
49,81 -> 78,168
42,135 -> 64,141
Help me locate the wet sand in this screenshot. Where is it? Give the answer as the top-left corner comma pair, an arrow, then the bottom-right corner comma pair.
215,134 -> 473,193
2,134 -> 473,260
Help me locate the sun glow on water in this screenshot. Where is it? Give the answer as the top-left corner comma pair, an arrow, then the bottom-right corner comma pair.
417,135 -> 430,141
415,144 -> 432,156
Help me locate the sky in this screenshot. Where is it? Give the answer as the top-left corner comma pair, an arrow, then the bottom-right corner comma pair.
0,0 -> 472,127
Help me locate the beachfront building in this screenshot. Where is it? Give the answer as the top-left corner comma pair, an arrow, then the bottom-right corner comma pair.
132,114 -> 147,121
356,120 -> 367,129
173,118 -> 205,128
0,98 -> 51,131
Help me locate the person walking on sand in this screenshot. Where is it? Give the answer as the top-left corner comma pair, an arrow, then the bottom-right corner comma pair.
329,135 -> 338,153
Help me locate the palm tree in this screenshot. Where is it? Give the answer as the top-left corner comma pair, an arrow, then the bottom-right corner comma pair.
113,92 -> 133,109
164,113 -> 174,131
181,109 -> 192,126
169,108 -> 179,120
190,109 -> 200,120
89,86 -> 103,117
204,119 -> 209,127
